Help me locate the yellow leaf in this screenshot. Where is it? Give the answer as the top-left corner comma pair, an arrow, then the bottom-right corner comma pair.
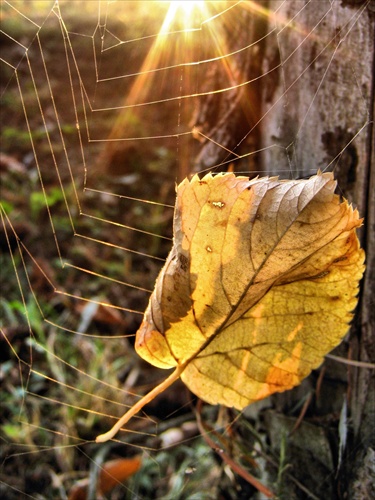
96,171 -> 365,442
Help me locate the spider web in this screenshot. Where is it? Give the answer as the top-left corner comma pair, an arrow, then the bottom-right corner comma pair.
0,1 -> 372,498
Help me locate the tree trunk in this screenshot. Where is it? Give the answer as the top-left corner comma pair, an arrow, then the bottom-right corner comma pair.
259,1 -> 375,496
193,1 -> 374,497
190,3 -> 268,172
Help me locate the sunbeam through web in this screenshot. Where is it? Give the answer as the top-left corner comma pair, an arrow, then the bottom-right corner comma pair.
0,1 -> 373,498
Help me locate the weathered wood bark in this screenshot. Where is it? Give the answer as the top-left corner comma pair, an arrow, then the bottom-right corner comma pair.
190,3 -> 268,172
193,1 -> 374,497
258,2 -> 374,495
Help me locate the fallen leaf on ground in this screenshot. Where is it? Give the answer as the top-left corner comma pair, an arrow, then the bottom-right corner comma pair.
96,171 -> 365,442
68,456 -> 142,500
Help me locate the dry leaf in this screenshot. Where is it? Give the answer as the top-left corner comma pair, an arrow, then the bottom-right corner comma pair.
96,171 -> 365,442
68,456 -> 142,500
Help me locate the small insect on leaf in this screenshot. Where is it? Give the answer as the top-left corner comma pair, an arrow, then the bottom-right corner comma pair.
96,171 -> 365,443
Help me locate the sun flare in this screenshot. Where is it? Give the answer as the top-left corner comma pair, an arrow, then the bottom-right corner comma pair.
162,1 -> 206,31
173,0 -> 205,16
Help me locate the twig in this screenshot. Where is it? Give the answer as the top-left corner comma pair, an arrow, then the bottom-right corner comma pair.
290,392 -> 313,435
325,354 -> 375,369
195,402 -> 275,498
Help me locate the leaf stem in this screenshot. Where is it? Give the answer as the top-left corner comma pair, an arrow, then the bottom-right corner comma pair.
95,364 -> 185,443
